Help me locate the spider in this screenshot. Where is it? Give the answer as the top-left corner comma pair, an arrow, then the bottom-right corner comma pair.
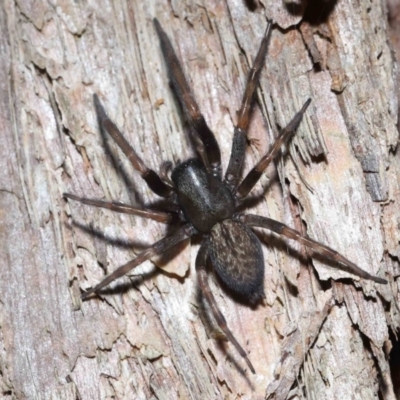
64,19 -> 387,374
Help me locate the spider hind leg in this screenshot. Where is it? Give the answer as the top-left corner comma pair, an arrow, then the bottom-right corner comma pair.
196,241 -> 257,374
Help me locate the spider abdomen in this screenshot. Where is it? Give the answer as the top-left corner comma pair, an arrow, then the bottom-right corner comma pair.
209,220 -> 265,305
172,158 -> 235,232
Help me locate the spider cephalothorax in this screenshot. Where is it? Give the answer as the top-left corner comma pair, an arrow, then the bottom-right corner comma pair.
64,19 -> 387,373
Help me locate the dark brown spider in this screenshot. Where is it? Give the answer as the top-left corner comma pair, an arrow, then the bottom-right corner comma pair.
64,19 -> 387,374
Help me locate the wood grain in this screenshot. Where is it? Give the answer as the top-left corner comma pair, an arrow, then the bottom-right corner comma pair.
0,0 -> 399,398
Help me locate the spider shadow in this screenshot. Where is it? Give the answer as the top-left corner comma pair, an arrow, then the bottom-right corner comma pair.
194,285 -> 257,382
68,218 -> 188,297
254,226 -> 372,291
234,165 -> 280,214
70,219 -> 149,250
235,193 -> 267,215
166,81 -> 198,161
234,156 -> 300,214
234,169 -> 356,292
95,98 -> 146,208
89,270 -> 159,298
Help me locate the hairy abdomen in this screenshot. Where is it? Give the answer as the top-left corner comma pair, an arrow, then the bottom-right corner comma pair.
209,220 -> 265,305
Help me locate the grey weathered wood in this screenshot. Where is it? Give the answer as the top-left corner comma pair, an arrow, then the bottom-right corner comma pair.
0,0 -> 399,398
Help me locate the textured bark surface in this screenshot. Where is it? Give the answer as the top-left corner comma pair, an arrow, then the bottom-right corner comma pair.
1,0 -> 399,399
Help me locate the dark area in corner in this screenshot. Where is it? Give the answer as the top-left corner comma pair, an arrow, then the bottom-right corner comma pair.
283,0 -> 338,24
243,0 -> 259,12
302,0 -> 338,24
389,328 -> 400,399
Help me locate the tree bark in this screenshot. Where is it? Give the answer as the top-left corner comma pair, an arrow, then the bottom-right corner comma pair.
1,0 -> 399,399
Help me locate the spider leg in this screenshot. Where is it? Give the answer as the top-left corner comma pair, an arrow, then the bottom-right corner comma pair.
154,19 -> 221,178
240,214 -> 387,284
196,242 -> 256,374
93,94 -> 173,198
225,21 -> 272,190
81,224 -> 196,300
235,99 -> 311,199
63,193 -> 174,223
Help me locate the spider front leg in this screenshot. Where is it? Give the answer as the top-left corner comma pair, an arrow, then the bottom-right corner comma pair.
93,94 -> 173,198
236,98 -> 311,199
225,21 -> 272,191
196,242 -> 256,374
81,224 -> 196,300
240,214 -> 387,284
154,19 -> 221,178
